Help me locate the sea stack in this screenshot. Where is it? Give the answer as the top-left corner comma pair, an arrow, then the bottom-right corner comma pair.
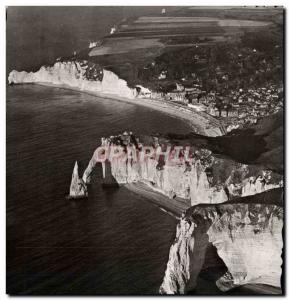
69,161 -> 88,198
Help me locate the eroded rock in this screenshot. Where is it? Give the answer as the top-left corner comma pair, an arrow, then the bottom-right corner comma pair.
69,161 -> 88,198
80,133 -> 282,206
160,194 -> 283,294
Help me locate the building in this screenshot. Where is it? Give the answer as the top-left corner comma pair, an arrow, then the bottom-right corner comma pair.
89,40 -> 102,49
110,26 -> 116,34
158,71 -> 167,80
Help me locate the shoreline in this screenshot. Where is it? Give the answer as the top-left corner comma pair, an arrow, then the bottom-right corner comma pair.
10,81 -> 220,217
124,182 -> 190,219
20,81 -> 226,137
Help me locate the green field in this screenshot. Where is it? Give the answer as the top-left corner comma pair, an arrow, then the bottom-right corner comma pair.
77,7 -> 283,87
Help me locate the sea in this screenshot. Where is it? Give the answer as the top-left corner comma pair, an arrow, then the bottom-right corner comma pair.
6,84 -> 193,295
6,7 -> 189,295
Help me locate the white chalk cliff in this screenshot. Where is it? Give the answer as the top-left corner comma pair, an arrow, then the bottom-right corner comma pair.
160,200 -> 283,294
8,54 -> 283,296
81,136 -> 227,206
8,60 -> 226,137
80,133 -> 282,207
8,61 -> 136,99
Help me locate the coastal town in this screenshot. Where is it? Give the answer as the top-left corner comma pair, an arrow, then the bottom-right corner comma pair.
135,33 -> 283,131
71,40 -> 283,133
7,6 -> 284,296
46,8 -> 284,133
83,27 -> 283,132
136,79 -> 283,132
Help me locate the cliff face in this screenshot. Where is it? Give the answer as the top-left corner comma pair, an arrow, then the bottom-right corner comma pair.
81,137 -> 226,206
79,133 -> 283,294
8,61 -> 136,99
109,154 -> 228,206
80,133 -> 282,207
160,197 -> 283,294
8,60 -> 226,138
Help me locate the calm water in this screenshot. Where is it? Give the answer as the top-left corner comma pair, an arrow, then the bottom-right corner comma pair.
6,84 -> 193,295
6,7 -> 179,74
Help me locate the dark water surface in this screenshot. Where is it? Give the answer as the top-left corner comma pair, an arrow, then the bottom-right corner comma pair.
6,85 -> 193,295
6,7 -> 179,75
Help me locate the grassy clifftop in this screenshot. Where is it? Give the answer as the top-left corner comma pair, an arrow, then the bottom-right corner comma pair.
163,111 -> 283,174
75,7 -> 283,89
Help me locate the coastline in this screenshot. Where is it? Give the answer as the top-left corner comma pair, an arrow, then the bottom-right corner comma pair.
28,81 -> 226,137
124,182 -> 191,219
10,81 -> 222,217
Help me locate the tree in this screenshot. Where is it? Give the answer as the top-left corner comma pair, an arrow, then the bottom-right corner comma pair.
224,103 -> 232,117
215,100 -> 223,117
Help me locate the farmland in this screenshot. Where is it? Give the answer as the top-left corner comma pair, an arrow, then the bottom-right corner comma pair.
78,7 -> 282,88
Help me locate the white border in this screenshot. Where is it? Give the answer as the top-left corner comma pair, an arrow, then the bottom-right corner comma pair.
2,1 -> 288,299
1,0 -> 288,6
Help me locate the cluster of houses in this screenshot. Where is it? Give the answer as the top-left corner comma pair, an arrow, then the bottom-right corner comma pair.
136,79 -> 283,131
203,83 -> 283,129
136,82 -> 203,105
193,83 -> 282,129
139,41 -> 282,130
